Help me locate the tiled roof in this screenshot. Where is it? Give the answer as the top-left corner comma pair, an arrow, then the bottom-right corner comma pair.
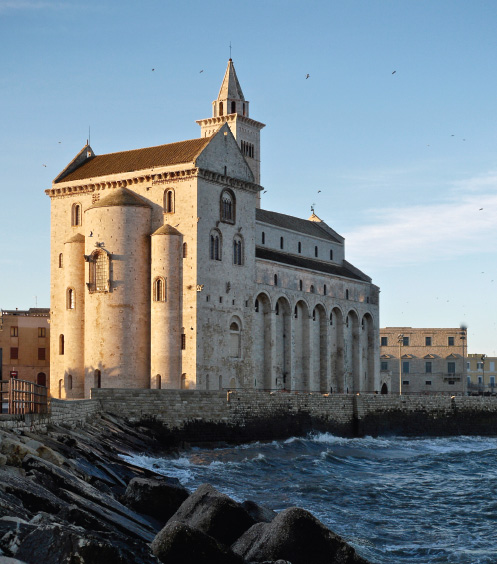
256,209 -> 340,243
56,137 -> 212,183
255,247 -> 368,282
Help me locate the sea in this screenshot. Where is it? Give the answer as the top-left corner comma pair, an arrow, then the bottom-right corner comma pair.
121,434 -> 497,563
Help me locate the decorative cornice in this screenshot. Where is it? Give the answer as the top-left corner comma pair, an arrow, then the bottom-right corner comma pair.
196,114 -> 265,130
45,166 -> 262,198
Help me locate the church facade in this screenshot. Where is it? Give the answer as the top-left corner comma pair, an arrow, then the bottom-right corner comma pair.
46,60 -> 380,399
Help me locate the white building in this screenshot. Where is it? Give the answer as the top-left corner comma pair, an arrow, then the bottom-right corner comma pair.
46,59 -> 380,399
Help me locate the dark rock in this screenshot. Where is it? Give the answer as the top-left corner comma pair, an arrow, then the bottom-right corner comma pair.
166,483 -> 256,546
151,520 -> 243,564
123,477 -> 189,522
231,506 -> 370,564
242,499 -> 277,523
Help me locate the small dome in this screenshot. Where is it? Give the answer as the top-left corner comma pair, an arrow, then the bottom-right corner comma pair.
152,224 -> 182,236
87,187 -> 151,210
65,233 -> 85,244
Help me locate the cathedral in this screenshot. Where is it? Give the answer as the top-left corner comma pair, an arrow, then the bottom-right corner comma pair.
46,60 -> 380,399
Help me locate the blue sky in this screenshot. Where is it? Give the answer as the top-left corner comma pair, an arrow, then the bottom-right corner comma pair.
1,0 -> 496,354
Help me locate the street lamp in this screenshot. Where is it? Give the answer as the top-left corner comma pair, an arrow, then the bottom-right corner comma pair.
459,326 -> 467,392
481,354 -> 487,395
398,334 -> 404,396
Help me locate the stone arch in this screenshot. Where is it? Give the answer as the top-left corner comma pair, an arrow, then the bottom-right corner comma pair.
311,303 -> 328,392
330,306 -> 345,393
362,313 -> 375,392
254,292 -> 272,390
381,382 -> 388,394
229,315 -> 242,358
294,300 -> 310,391
275,296 -> 291,391
36,372 -> 46,386
345,310 -> 360,392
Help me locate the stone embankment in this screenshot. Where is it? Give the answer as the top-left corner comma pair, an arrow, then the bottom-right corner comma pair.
0,413 -> 370,564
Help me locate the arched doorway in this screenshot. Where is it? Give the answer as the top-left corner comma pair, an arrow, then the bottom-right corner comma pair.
275,296 -> 291,390
311,304 -> 327,392
330,307 -> 345,393
254,294 -> 271,389
381,383 -> 388,395
36,372 -> 46,387
294,300 -> 310,391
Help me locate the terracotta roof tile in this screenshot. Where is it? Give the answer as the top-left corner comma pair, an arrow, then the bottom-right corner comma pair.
56,137 -> 212,184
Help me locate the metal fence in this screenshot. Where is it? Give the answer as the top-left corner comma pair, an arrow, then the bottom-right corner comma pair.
0,379 -> 48,415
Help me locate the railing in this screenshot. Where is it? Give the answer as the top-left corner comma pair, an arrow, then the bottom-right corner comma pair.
0,379 -> 48,415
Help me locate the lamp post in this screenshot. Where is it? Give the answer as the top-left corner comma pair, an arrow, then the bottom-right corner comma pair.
481,354 -> 486,395
459,326 -> 467,392
398,334 -> 404,396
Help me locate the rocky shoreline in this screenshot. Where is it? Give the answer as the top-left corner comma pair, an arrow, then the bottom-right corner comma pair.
0,414 -> 370,564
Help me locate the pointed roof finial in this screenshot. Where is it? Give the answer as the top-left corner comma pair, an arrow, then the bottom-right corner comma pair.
217,58 -> 245,101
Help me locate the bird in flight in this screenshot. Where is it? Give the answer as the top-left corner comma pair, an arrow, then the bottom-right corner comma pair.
317,190 -> 321,193
42,164 -> 46,167
479,208 -> 483,211
200,70 -> 204,73
263,190 -> 267,194
152,68 -> 155,71
306,74 -> 310,79
392,70 -> 396,74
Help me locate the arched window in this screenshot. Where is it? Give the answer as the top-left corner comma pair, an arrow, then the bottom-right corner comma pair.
262,232 -> 265,244
58,379 -> 63,398
275,302 -> 280,315
299,280 -> 303,291
71,203 -> 82,226
94,369 -> 101,389
220,190 -> 235,223
312,308 -> 316,321
294,305 -> 298,319
274,274 -> 278,286
219,102 -> 224,116
233,237 -> 243,265
330,312 -> 333,326
59,253 -> 63,268
310,285 -> 315,294
66,288 -> 75,309
59,334 -> 65,355
154,374 -> 162,389
229,320 -> 241,358
37,373 -> 46,386
254,299 -> 259,312
182,242 -> 187,258
210,230 -> 222,260
346,289 -> 349,300
231,101 -> 236,113
66,374 -> 73,390
330,249 -> 334,261
315,246 -> 318,258
324,284 -> 327,295
280,237 -> 284,249
153,277 -> 167,302
298,242 -> 302,254
88,249 -> 110,292
242,103 -> 246,116
163,190 -> 174,213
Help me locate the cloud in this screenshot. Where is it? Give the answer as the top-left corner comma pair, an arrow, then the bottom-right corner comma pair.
345,172 -> 497,268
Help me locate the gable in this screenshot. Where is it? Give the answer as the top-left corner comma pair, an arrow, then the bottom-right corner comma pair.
195,123 -> 255,183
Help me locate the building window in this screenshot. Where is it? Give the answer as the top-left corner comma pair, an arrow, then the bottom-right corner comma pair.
403,380 -> 410,386
38,348 -> 46,361
182,242 -> 187,258
10,326 -> 18,337
448,336 -> 455,346
299,280 -> 303,291
381,361 -> 388,371
231,101 -> 236,113
210,230 -> 222,260
425,380 -> 432,386
164,189 -> 174,213
181,333 -> 186,350
59,334 -> 64,355
94,369 -> 101,388
315,246 -> 318,258
298,242 -> 302,254
324,284 -> 327,295
310,285 -> 315,294
37,373 -> 46,386
71,203 -> 82,226
274,274 -> 278,286
402,361 -> 410,374
261,232 -> 265,245
10,347 -> 18,360
38,327 -> 46,338
88,250 -> 110,292
66,288 -> 75,309
345,289 -> 349,300
153,277 -> 167,302
220,190 -> 235,223
329,312 -> 333,326
426,361 -> 432,373
447,362 -> 456,374
425,337 -> 432,346
381,336 -> 388,346
330,249 -> 333,260
275,302 -> 280,315
280,237 -> 284,250
66,374 -> 72,390
477,362 -> 483,369
402,336 -> 409,346
254,299 -> 259,312
229,320 -> 241,358
490,376 -> 496,387
448,380 -> 455,385
59,253 -> 63,268
233,237 -> 243,265
294,305 -> 298,319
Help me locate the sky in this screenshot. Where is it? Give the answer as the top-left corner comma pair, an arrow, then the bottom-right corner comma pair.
0,0 -> 496,355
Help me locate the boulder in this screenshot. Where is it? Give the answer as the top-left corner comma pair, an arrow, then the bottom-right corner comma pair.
231,507 -> 370,564
123,476 -> 189,522
151,520 -> 243,564
166,483 -> 256,546
0,439 -> 38,467
241,499 -> 277,523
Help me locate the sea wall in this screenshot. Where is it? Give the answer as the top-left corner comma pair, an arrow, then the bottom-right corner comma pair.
3,390 -> 497,438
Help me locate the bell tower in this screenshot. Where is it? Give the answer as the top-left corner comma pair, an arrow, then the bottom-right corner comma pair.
197,59 -> 265,191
